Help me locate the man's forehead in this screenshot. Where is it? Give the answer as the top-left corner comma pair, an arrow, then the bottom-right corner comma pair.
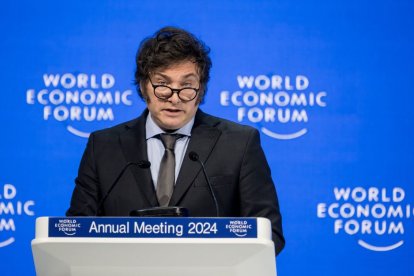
151,61 -> 200,79
153,71 -> 198,79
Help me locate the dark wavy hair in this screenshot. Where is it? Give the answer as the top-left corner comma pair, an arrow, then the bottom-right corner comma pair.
134,26 -> 212,103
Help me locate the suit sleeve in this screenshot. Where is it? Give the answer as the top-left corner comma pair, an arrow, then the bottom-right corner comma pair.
66,134 -> 100,216
238,128 -> 285,255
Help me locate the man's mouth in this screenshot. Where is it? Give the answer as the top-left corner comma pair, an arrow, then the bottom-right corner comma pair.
163,108 -> 182,114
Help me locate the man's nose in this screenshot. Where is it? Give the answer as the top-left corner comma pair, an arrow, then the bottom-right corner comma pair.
168,92 -> 181,104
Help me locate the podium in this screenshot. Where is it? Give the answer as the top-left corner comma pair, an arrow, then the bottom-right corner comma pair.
32,217 -> 277,276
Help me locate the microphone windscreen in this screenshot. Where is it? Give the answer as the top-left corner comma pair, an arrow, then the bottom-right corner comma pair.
137,160 -> 151,168
189,151 -> 199,161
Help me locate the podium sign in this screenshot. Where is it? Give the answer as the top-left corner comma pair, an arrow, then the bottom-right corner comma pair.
32,217 -> 277,276
48,217 -> 258,238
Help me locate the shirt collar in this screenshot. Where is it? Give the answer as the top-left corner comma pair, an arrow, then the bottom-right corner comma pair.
146,113 -> 194,139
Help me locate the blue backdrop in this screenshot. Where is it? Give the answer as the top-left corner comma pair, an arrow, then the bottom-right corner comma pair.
1,0 -> 413,275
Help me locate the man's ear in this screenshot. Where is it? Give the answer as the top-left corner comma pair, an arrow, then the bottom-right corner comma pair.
140,82 -> 149,102
195,88 -> 204,104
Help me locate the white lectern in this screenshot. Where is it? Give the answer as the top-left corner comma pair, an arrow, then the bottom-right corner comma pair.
32,217 -> 277,276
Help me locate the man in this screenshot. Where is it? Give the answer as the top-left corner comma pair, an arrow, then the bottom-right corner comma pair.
66,26 -> 285,255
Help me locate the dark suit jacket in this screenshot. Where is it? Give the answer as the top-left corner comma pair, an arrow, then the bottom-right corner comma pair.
67,109 -> 285,254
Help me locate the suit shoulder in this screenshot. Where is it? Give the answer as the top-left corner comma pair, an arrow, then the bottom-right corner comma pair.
90,117 -> 141,139
201,112 -> 258,134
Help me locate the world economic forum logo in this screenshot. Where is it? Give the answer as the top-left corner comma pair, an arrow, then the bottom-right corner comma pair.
0,184 -> 35,248
225,220 -> 253,237
26,73 -> 136,138
220,74 -> 327,140
53,218 -> 81,236
317,186 -> 412,252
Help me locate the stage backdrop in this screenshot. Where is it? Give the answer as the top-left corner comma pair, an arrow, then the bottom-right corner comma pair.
1,0 -> 413,275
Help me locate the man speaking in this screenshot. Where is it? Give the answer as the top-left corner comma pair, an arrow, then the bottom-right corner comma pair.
66,26 -> 285,255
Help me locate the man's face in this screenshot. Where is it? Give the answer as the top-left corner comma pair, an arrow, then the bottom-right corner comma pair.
143,61 -> 200,131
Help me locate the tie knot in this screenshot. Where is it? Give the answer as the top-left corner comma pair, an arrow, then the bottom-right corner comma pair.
159,133 -> 180,150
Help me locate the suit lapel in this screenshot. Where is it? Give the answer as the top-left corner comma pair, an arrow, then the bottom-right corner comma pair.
119,110 -> 159,206
170,111 -> 221,206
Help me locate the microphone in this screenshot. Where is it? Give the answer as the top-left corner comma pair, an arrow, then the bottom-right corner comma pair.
130,206 -> 189,217
188,151 -> 220,217
95,160 -> 151,216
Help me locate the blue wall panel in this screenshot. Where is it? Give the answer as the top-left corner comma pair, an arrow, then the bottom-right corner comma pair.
1,0 -> 413,275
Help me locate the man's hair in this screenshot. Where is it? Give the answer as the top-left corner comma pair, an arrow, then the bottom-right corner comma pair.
134,26 -> 212,103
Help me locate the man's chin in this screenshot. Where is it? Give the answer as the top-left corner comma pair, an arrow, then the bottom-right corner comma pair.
158,120 -> 184,131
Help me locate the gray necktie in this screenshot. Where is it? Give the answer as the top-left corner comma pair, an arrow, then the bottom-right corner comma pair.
157,134 -> 180,206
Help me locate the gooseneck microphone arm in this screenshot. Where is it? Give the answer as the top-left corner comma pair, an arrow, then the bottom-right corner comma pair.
188,152 -> 220,217
95,160 -> 151,216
